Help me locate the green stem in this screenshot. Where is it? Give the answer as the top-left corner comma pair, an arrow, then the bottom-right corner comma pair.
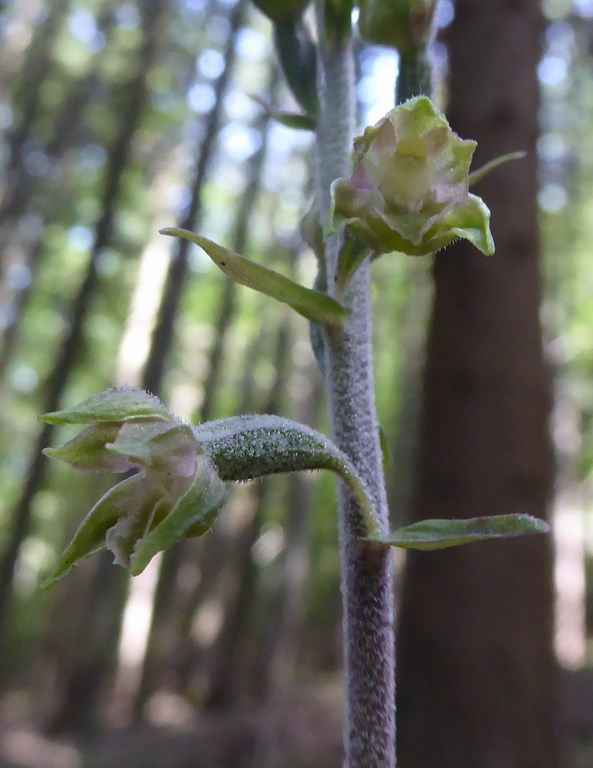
314,4 -> 395,767
396,48 -> 432,102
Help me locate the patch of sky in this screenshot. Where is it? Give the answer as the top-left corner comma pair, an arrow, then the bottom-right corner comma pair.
6,263 -> 31,291
236,27 -> 270,62
152,88 -> 178,114
574,0 -> 593,17
538,133 -> 570,164
68,225 -> 93,252
23,145 -> 50,177
96,248 -> 120,278
0,104 -> 13,130
197,48 -> 225,80
171,184 -> 192,216
207,14 -> 231,44
358,50 -> 398,125
68,9 -> 104,53
268,123 -> 312,158
538,182 -> 568,213
545,20 -> 575,49
219,122 -> 261,162
224,89 -> 258,122
188,82 -> 216,113
115,3 -> 140,27
18,213 -> 44,241
10,365 -> 38,394
435,0 -> 454,27
0,302 -> 14,330
79,144 -> 106,171
538,55 -> 568,87
180,0 -> 208,14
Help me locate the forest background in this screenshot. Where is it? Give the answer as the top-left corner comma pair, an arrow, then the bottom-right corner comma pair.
0,0 -> 592,766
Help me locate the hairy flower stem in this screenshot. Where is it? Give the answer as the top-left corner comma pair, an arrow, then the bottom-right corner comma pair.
314,5 -> 395,767
396,49 -> 432,103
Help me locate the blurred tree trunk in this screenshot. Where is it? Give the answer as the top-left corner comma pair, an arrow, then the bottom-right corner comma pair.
0,7 -> 118,390
44,553 -> 129,734
205,315 -> 292,708
0,0 -> 167,685
396,2 -> 558,767
0,0 -> 69,240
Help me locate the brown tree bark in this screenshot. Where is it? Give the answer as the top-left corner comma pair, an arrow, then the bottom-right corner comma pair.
396,2 -> 558,767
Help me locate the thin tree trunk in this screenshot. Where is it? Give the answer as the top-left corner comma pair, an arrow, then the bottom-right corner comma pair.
141,0 -> 246,392
0,0 -> 167,675
0,0 -> 70,242
43,552 -> 129,734
397,2 -> 557,766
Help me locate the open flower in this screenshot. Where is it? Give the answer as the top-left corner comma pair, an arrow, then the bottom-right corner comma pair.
331,96 -> 495,257
41,388 -> 226,584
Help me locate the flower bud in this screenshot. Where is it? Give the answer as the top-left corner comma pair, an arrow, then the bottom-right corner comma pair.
41,388 -> 225,583
251,0 -> 311,23
331,96 -> 494,257
358,0 -> 436,52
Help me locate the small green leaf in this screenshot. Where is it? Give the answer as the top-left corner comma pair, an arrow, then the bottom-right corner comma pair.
250,94 -> 315,130
335,236 -> 370,292
365,513 -> 549,550
469,151 -> 526,187
160,228 -> 346,329
129,458 -> 226,576
194,414 -> 380,537
41,387 -> 172,425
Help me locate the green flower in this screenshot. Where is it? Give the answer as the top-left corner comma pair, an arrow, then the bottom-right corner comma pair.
41,388 -> 226,584
331,96 -> 495,257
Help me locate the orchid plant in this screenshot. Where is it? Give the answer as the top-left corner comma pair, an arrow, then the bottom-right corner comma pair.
41,1 -> 548,766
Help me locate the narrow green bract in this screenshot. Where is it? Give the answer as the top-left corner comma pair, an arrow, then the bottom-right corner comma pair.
366,514 -> 550,550
160,227 -> 346,328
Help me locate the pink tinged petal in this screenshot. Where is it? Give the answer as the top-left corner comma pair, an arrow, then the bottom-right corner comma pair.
107,419 -> 199,478
42,423 -> 134,473
129,457 -> 227,576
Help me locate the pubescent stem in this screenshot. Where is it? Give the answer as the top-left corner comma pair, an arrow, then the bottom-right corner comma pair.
314,3 -> 396,767
396,48 -> 433,103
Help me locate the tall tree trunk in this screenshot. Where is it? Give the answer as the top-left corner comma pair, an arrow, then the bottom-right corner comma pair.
205,315 -> 292,709
396,2 -> 558,767
43,553 -> 129,734
0,0 -> 167,680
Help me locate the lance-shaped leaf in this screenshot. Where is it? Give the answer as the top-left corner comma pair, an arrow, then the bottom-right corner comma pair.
160,228 -> 346,329
194,414 -> 380,537
469,151 -> 526,188
251,94 -> 315,131
364,513 -> 549,550
41,387 -> 172,425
